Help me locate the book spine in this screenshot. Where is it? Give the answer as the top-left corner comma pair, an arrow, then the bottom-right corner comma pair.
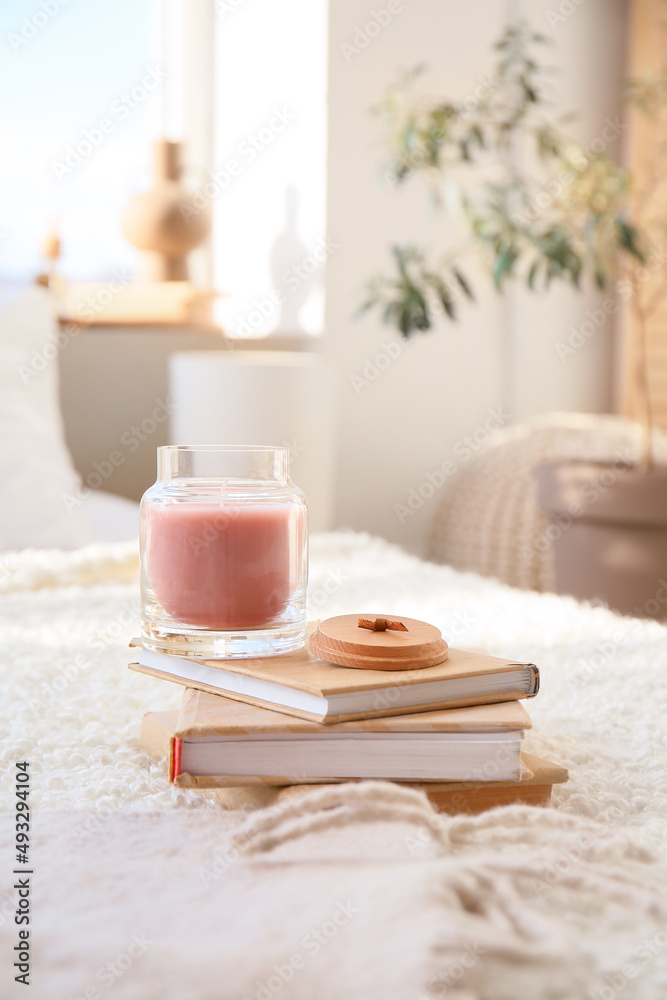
526,664 -> 540,697
171,738 -> 183,783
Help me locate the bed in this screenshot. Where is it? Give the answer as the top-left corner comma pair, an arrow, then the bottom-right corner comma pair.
2,531 -> 667,999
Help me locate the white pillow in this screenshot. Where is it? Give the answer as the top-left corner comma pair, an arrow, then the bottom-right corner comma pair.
81,491 -> 139,543
0,285 -> 96,549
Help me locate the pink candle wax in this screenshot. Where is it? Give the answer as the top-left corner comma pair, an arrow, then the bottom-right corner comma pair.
146,502 -> 294,629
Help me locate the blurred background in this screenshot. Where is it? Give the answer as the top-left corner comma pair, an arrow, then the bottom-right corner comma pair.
6,0 -> 667,616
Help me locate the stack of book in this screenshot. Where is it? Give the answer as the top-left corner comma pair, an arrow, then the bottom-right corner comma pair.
130,626 -> 567,814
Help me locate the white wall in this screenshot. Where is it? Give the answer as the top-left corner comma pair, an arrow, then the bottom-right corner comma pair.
325,0 -> 627,554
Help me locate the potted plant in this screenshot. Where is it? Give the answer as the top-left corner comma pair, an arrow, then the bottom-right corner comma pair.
363,22 -> 667,616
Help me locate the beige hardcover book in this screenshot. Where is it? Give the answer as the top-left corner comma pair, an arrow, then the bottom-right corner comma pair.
139,710 -> 567,813
139,710 -> 278,808
167,688 -> 531,785
129,631 -> 539,724
177,686 -> 532,735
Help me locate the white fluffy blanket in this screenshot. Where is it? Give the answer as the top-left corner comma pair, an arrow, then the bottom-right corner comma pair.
2,533 -> 667,999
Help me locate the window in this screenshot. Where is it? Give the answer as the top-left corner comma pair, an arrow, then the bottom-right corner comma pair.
0,0 -> 158,281
0,0 -> 328,336
212,0 -> 327,336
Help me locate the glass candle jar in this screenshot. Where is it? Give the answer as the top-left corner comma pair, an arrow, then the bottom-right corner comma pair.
140,446 -> 308,658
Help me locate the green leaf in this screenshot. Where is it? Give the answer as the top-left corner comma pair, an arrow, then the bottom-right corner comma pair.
400,285 -> 430,334
356,297 -> 378,317
615,218 -> 645,262
452,267 -> 475,300
493,246 -> 518,290
521,77 -> 538,103
438,284 -> 457,319
594,264 -> 607,290
424,272 -> 457,320
527,260 -> 540,290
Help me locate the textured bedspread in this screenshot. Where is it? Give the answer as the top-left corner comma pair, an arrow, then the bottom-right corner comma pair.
1,533 -> 667,998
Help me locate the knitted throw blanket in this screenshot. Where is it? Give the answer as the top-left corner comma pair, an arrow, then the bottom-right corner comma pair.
1,534 -> 667,999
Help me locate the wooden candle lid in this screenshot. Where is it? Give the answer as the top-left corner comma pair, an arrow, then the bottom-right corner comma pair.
309,614 -> 449,671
